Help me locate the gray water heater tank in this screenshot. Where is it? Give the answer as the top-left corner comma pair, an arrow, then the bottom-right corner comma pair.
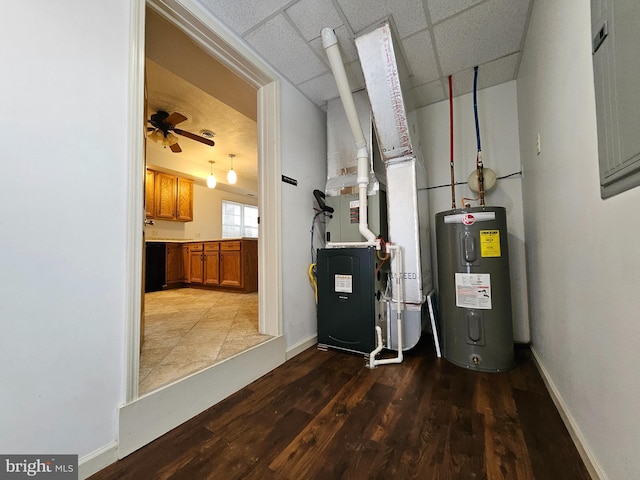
435,206 -> 514,372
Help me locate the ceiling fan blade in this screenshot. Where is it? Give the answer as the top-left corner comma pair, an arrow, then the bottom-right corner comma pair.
170,143 -> 182,153
164,112 -> 187,127
174,128 -> 215,146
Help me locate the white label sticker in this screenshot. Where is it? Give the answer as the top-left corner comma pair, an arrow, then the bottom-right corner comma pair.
455,273 -> 492,309
335,274 -> 353,293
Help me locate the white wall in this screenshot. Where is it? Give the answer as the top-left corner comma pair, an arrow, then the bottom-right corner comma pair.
517,1 -> 640,478
146,183 -> 258,240
280,81 -> 327,349
416,81 -> 529,342
0,0 -> 131,458
0,0 -> 327,471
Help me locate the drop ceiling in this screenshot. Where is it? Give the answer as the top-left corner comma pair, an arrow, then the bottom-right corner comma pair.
146,0 -> 533,191
196,0 -> 533,108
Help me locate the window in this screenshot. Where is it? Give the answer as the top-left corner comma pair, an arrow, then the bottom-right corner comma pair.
222,200 -> 259,238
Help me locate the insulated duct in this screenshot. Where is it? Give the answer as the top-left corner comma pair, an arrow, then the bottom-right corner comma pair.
355,21 -> 433,351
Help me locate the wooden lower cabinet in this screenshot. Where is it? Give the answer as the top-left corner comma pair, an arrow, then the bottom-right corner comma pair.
181,245 -> 189,282
221,239 -> 258,292
188,243 -> 204,283
165,243 -> 183,286
156,239 -> 257,292
203,242 -> 220,285
219,241 -> 242,287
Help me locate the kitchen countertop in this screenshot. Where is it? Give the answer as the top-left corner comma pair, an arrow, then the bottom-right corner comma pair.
145,237 -> 257,243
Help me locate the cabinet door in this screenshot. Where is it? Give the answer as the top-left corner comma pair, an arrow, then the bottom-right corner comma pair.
176,177 -> 193,222
165,244 -> 182,284
204,251 -> 220,285
181,245 -> 190,282
155,172 -> 177,220
219,250 -> 242,287
189,244 -> 204,283
145,169 -> 155,219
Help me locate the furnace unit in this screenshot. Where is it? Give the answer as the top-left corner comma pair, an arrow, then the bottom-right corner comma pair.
316,247 -> 382,355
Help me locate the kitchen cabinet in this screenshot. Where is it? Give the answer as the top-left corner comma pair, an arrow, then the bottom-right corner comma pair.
203,242 -> 220,285
187,242 -> 220,285
145,238 -> 258,293
148,169 -> 193,222
145,169 -> 155,219
154,172 -> 177,220
188,243 -> 204,283
176,177 -> 193,222
219,239 -> 258,292
181,244 -> 189,282
219,241 -> 242,287
165,243 -> 183,286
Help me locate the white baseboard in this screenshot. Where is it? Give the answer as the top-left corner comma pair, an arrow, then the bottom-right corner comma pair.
286,334 -> 317,360
118,335 -> 286,458
78,441 -> 118,479
530,346 -> 605,480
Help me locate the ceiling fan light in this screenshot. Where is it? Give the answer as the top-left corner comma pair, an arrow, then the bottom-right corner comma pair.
227,168 -> 237,185
148,129 -> 162,143
207,174 -> 217,188
167,132 -> 179,145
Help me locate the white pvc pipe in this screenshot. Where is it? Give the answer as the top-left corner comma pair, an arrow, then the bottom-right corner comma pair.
322,27 -> 377,246
369,244 -> 404,368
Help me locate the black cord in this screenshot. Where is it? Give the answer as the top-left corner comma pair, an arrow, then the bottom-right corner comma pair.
419,171 -> 523,191
310,210 -> 329,264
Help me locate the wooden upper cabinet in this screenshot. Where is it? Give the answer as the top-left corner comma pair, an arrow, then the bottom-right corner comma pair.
176,177 -> 193,222
148,170 -> 193,222
145,169 -> 155,219
154,172 -> 177,220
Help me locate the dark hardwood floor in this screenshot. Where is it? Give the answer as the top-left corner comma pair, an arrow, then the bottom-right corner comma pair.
90,341 -> 590,479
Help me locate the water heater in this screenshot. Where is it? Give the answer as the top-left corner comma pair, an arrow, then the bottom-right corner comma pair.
435,206 -> 514,372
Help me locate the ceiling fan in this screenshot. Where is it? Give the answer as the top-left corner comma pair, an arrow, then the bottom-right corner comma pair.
147,110 -> 215,153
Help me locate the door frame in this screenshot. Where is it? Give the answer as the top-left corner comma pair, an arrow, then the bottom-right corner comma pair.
124,0 -> 282,404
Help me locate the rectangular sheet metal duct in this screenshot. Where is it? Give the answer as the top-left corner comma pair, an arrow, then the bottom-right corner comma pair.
355,21 -> 433,304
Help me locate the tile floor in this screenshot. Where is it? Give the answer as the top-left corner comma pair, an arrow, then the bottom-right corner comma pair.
139,288 -> 271,395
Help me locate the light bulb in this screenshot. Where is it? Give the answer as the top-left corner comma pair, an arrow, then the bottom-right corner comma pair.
227,154 -> 237,184
227,168 -> 237,185
207,174 -> 217,188
207,160 -> 216,188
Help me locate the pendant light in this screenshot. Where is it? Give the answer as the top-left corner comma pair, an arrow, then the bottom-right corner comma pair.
227,154 -> 237,185
207,160 -> 216,189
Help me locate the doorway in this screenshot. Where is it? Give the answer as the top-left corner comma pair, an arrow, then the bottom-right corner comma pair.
140,6 -> 267,395
120,0 -> 283,455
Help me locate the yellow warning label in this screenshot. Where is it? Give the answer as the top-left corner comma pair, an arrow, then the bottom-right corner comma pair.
480,230 -> 501,257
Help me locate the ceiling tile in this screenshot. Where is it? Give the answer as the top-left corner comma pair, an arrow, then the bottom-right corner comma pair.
411,79 -> 447,109
244,14 -> 328,85
402,30 -> 440,87
286,0 -> 343,41
426,0 -> 485,24
433,0 -> 530,75
450,52 -> 519,96
198,0 -> 292,35
336,0 -> 428,39
309,24 -> 359,65
297,72 -> 340,106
